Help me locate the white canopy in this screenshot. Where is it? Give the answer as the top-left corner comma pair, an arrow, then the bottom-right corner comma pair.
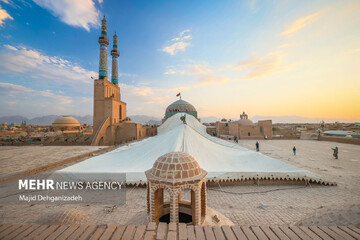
56,113 -> 332,185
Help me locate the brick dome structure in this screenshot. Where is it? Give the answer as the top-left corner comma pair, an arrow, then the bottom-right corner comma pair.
149,152 -> 206,183
146,152 -> 207,225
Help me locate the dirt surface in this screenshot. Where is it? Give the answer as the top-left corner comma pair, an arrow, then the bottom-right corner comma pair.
0,140 -> 359,226
0,146 -> 106,178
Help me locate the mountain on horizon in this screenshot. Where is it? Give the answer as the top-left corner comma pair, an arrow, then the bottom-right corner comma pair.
1,114 -> 358,125
0,115 -> 162,125
129,115 -> 162,125
0,115 -> 93,125
250,115 -> 359,124
200,116 -> 221,123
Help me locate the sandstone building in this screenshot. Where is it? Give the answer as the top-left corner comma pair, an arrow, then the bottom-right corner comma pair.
216,112 -> 272,140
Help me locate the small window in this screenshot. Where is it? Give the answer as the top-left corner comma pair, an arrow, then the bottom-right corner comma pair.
260,127 -> 263,133
248,132 -> 250,136
226,124 -> 228,127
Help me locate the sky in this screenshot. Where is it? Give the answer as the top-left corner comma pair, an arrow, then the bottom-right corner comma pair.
0,0 -> 359,122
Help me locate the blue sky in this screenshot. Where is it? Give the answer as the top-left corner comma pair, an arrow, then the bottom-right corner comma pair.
0,0 -> 359,121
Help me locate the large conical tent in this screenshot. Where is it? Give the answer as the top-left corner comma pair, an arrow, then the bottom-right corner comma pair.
55,113 -> 333,185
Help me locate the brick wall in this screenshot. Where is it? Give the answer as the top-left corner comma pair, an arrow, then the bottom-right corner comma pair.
318,135 -> 360,145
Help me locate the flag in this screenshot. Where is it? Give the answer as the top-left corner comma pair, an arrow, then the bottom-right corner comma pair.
176,93 -> 181,97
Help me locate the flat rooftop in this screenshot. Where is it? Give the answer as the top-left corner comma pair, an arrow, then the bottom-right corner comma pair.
0,140 -> 359,226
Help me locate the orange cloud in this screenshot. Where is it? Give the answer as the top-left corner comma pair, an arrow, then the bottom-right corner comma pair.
0,6 -> 13,27
282,12 -> 321,36
243,55 -> 283,80
227,52 -> 283,80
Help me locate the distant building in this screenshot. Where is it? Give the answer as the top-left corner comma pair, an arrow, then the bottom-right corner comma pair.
216,112 -> 272,139
52,116 -> 81,131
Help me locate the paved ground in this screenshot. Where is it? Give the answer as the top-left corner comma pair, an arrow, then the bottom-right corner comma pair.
0,146 -> 106,178
0,140 -> 359,226
2,223 -> 359,240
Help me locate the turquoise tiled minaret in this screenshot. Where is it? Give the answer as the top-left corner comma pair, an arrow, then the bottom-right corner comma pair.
98,16 -> 109,79
111,33 -> 120,85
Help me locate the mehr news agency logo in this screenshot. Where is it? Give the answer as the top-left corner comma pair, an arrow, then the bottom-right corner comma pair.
18,179 -> 126,203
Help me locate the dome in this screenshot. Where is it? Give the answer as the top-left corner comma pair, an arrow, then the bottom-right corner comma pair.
146,152 -> 206,183
52,116 -> 81,127
237,119 -> 254,126
165,99 -> 197,119
123,117 -> 133,123
237,111 -> 254,126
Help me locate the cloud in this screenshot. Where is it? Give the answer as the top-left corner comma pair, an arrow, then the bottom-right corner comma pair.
0,44 -> 97,85
165,64 -> 212,75
161,29 -> 191,55
235,53 -> 283,80
0,82 -> 97,117
0,0 -> 10,4
0,5 -> 13,27
33,0 -> 101,31
162,42 -> 190,55
3,44 -> 17,51
282,12 -> 321,36
0,82 -> 72,104
119,83 -> 172,115
0,43 -> 173,118
169,75 -> 228,93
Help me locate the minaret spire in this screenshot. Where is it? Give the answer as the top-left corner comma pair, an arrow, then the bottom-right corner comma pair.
98,16 -> 109,79
111,32 -> 120,85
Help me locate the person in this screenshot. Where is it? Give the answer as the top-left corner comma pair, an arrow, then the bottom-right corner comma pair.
180,114 -> 187,124
293,146 -> 296,155
256,141 -> 259,152
332,146 -> 338,159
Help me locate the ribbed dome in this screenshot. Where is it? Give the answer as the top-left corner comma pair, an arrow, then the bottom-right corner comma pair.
146,152 -> 206,183
165,99 -> 197,119
52,116 -> 80,127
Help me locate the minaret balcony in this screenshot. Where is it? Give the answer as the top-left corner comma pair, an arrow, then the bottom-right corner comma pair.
111,50 -> 120,57
98,37 -> 109,45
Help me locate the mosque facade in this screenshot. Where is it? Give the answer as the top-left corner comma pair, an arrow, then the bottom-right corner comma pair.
92,17 -> 156,145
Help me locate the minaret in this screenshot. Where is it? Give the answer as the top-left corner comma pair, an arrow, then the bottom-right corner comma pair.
111,33 -> 120,85
98,16 -> 109,79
